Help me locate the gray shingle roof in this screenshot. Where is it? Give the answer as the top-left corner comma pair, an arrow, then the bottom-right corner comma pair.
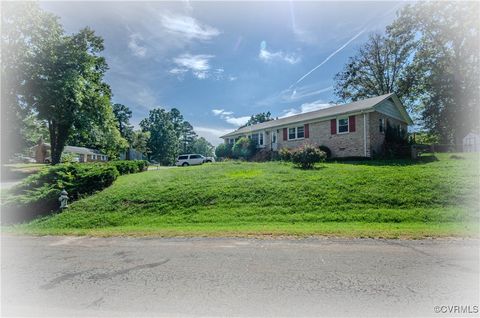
221,93 -> 396,138
37,143 -> 107,156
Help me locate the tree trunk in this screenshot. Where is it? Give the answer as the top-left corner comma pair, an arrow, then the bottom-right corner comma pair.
49,120 -> 70,165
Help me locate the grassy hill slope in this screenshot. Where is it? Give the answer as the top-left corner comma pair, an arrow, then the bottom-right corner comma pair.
16,154 -> 479,238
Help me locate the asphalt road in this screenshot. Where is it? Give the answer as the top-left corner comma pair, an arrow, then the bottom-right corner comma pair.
1,235 -> 479,317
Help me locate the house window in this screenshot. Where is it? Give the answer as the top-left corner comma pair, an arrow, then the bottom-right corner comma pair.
337,118 -> 349,133
250,133 -> 264,146
92,155 -> 96,160
288,126 -> 305,140
251,133 -> 259,145
297,126 -> 305,139
379,118 -> 385,133
288,128 -> 296,140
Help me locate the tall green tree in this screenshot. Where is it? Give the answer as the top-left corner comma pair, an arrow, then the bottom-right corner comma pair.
241,112 -> 274,128
140,108 -> 179,165
131,130 -> 151,157
333,32 -> 417,109
189,137 -> 214,157
1,2 -> 62,162
168,108 -> 197,153
169,108 -> 185,136
112,103 -> 133,142
388,2 -> 479,144
67,103 -> 128,159
25,26 -> 113,164
180,121 -> 198,153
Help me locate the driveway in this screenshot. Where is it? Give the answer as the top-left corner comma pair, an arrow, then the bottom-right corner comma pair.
1,235 -> 479,317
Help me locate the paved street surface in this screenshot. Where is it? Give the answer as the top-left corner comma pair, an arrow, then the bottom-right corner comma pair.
1,235 -> 479,317
0,180 -> 21,191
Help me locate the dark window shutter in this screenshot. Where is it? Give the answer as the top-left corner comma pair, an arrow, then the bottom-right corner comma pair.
330,119 -> 336,135
283,128 -> 288,141
349,115 -> 356,132
304,124 -> 309,138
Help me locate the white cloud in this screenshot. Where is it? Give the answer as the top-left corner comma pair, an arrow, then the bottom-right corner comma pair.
170,55 -> 232,80
212,109 -> 232,116
171,54 -> 214,79
174,54 -> 213,72
133,88 -> 157,109
286,85 -> 333,102
259,41 -> 300,64
300,100 -> 334,112
280,100 -> 335,118
224,116 -> 250,126
161,13 -> 220,41
169,68 -> 188,75
255,85 -> 333,108
211,109 -> 250,127
293,26 -> 317,45
194,126 -> 232,146
128,33 -> 147,57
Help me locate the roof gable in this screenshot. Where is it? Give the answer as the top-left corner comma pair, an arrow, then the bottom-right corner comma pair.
373,96 -> 413,124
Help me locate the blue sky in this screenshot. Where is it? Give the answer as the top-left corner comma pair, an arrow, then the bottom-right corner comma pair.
40,1 -> 404,145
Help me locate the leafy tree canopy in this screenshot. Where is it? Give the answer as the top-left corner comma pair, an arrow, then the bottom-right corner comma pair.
189,137 -> 214,157
140,108 -> 179,165
1,2 -> 62,162
388,1 -> 479,144
333,32 -> 417,110
112,103 -> 133,142
241,112 -> 274,128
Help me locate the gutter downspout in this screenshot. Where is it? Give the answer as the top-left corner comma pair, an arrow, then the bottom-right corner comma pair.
363,113 -> 367,157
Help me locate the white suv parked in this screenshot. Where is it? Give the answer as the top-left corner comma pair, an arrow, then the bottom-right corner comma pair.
175,154 -> 205,166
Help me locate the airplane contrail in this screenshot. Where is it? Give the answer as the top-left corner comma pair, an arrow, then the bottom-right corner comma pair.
289,28 -> 366,89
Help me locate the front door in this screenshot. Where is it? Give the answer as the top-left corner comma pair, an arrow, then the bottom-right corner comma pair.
271,131 -> 278,151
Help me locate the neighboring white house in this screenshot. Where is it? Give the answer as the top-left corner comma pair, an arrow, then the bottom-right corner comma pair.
220,93 -> 413,158
463,132 -> 480,153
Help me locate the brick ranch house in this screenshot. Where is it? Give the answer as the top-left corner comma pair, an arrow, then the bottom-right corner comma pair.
220,93 -> 413,158
31,140 -> 109,163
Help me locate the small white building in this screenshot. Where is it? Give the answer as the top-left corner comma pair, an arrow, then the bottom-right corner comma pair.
463,132 -> 480,153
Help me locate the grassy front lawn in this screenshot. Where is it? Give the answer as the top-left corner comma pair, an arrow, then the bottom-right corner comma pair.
11,154 -> 480,238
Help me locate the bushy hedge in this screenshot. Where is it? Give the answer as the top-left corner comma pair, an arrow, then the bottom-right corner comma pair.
108,160 -> 148,175
318,145 -> 332,159
280,145 -> 326,169
215,143 -> 233,159
279,148 -> 292,161
1,160 -> 147,224
232,137 -> 257,160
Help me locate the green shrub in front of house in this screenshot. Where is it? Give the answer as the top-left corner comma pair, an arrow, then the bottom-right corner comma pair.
318,145 -> 332,159
215,143 -> 233,159
282,145 -> 326,169
232,137 -> 257,160
108,160 -> 148,175
279,148 -> 292,161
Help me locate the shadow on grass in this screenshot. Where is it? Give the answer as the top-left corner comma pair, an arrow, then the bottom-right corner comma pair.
293,165 -> 327,170
328,155 -> 439,167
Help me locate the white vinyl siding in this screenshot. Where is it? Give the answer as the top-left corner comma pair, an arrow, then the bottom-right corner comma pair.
375,99 -> 405,122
